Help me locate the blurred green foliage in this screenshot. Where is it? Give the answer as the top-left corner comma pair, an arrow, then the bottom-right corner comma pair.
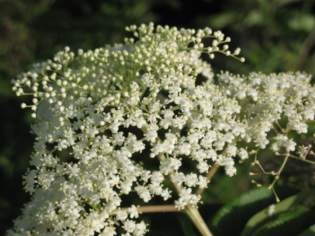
1,0 -> 315,234
211,189 -> 315,236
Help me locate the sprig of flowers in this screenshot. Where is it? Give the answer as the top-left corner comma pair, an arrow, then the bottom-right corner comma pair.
9,23 -> 315,236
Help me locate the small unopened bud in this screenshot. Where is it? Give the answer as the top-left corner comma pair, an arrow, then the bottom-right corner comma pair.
21,103 -> 27,109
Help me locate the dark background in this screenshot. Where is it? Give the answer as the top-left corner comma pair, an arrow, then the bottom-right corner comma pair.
1,0 -> 315,235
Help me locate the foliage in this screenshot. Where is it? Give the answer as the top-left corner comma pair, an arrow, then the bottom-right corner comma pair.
212,189 -> 315,236
211,187 -> 274,235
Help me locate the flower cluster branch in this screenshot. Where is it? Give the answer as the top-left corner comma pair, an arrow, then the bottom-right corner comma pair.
8,23 -> 315,236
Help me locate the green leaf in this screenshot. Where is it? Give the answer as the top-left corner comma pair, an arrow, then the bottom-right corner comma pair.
0,77 -> 13,97
251,207 -> 313,236
244,192 -> 315,236
244,10 -> 264,27
299,224 -> 315,236
178,214 -> 198,236
209,12 -> 238,28
211,187 -> 274,236
242,194 -> 302,236
288,13 -> 315,32
202,164 -> 251,205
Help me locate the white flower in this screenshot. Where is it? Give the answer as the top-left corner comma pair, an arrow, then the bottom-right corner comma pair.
238,148 -> 249,160
267,204 -> 275,216
10,23 -> 315,236
272,135 -> 296,153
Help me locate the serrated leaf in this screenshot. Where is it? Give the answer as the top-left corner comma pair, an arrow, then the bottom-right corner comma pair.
211,187 -> 273,236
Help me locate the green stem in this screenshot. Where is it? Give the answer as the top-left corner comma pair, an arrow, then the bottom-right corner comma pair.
196,163 -> 220,196
137,204 -> 179,213
185,205 -> 213,236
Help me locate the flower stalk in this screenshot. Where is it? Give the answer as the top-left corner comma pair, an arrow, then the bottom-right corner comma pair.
137,205 -> 179,213
185,205 -> 213,236
196,163 -> 220,196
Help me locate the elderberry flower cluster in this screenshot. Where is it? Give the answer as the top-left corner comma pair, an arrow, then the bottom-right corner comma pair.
9,23 -> 315,236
